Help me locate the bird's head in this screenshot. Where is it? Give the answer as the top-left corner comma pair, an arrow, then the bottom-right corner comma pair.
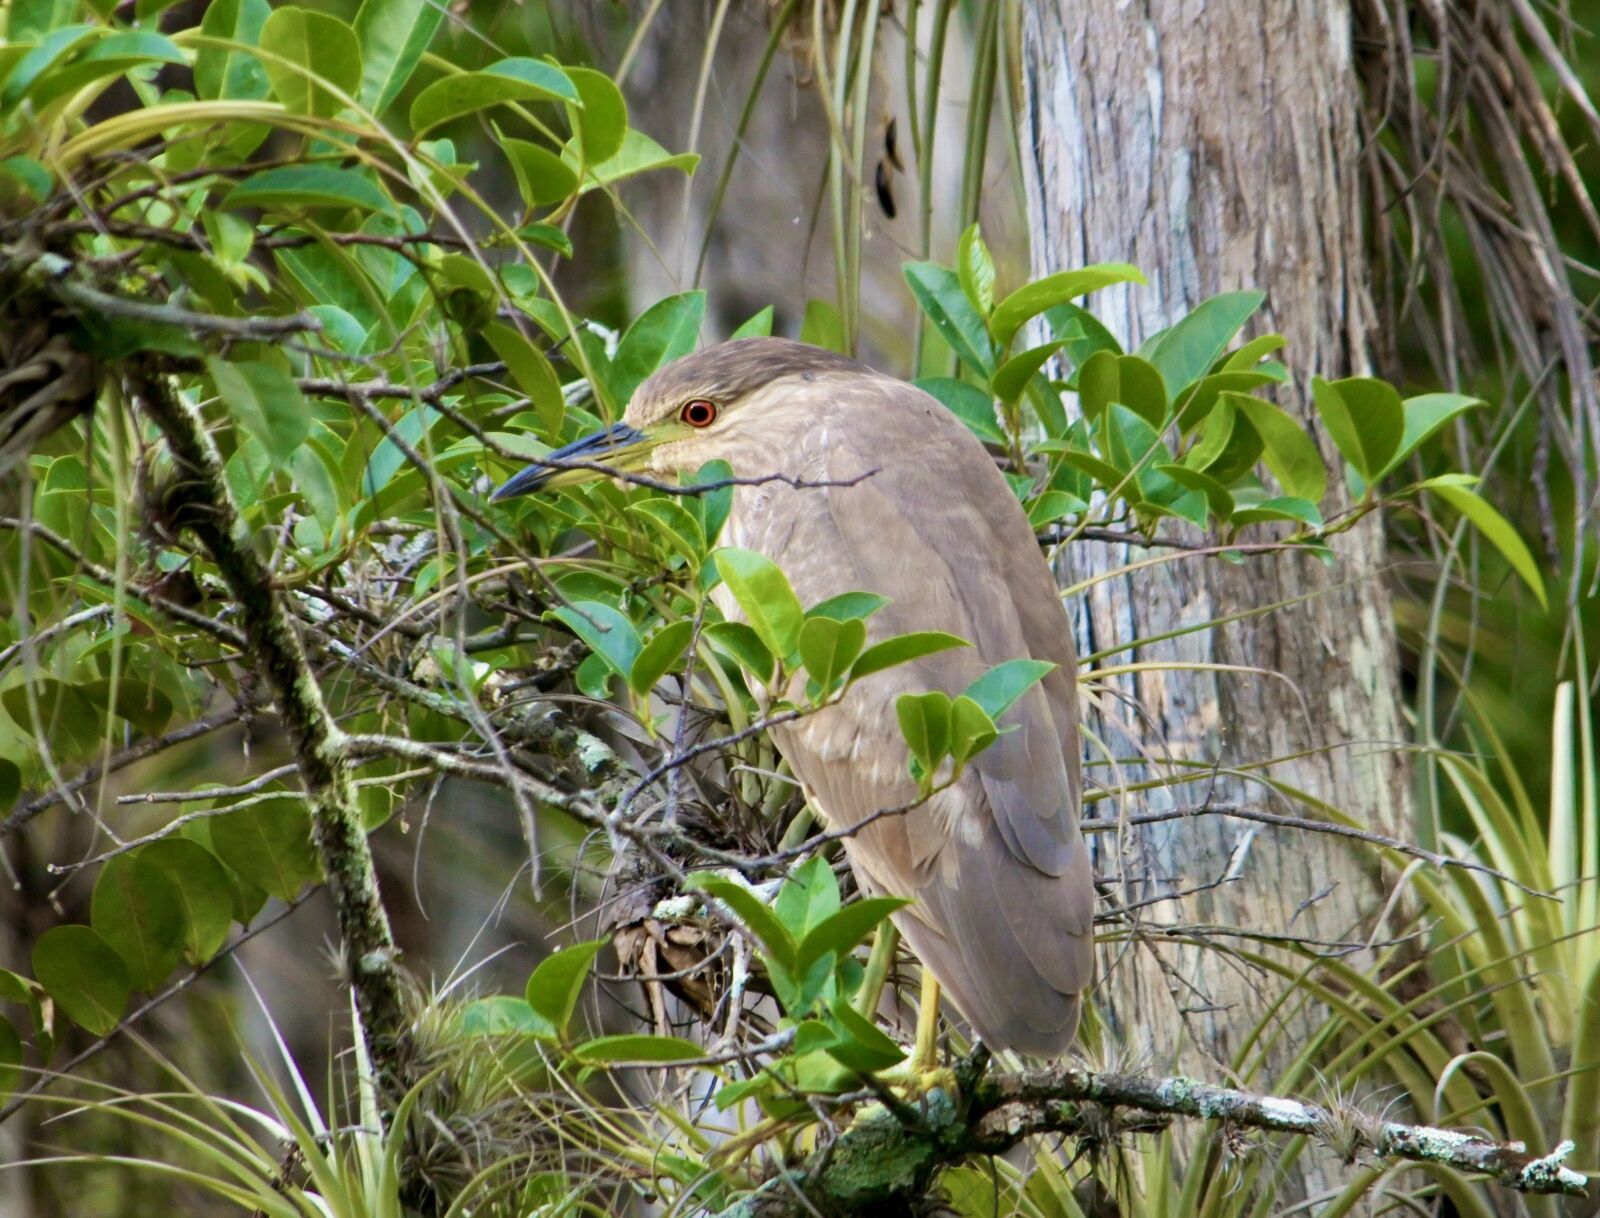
491,337 -> 869,499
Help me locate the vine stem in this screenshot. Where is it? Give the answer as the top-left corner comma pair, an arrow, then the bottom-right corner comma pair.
129,365 -> 410,1094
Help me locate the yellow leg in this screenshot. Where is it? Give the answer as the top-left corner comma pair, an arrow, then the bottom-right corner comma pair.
912,974 -> 941,1075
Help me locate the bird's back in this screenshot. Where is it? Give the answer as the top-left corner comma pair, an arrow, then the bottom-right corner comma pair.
716,369 -> 1095,1056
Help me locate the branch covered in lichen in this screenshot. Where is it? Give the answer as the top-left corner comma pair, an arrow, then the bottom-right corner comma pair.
129,364 -> 410,1089
714,1064 -> 1588,1215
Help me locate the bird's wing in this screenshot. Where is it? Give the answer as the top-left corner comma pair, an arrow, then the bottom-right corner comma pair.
763,380 -> 1094,1053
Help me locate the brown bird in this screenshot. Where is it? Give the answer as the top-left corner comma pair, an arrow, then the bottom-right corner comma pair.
496,337 -> 1095,1056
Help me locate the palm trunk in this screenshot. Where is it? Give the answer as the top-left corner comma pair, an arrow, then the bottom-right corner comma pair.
1019,0 -> 1409,1198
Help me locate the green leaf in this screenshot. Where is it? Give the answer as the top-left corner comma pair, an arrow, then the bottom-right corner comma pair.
33,925 -> 130,1036
797,899 -> 910,976
896,690 -> 952,777
1223,332 -> 1287,372
775,857 -> 841,939
1229,496 -> 1324,528
686,874 -> 796,966
1043,302 -> 1122,371
564,66 -> 627,165
703,621 -> 774,684
1173,370 -> 1279,434
195,0 -> 271,101
630,620 -> 695,696
962,658 -> 1055,723
409,58 -> 578,135
457,995 -> 543,1037
550,602 -> 642,679
914,377 -> 1004,445
260,7 -> 360,118
3,680 -> 102,760
23,31 -> 185,110
713,549 -> 805,662
525,938 -> 605,1038
1224,393 -> 1326,502
683,458 -> 734,544
502,137 -> 579,208
137,839 -> 235,965
956,223 -> 996,317
610,291 -> 705,405
1379,393 -> 1483,478
568,128 -> 698,190
90,853 -> 187,992
483,322 -> 564,437
353,0 -> 443,112
0,1016 -> 19,1098
1078,351 -> 1168,427
1137,290 -> 1265,397
1026,489 -> 1087,529
799,298 -> 847,354
1103,404 -> 1205,523
731,306 -> 775,339
208,358 -> 310,463
629,496 -> 707,563
825,997 -> 906,1072
991,341 -> 1064,405
0,25 -> 99,108
1311,376 -> 1403,481
947,695 -> 999,768
798,616 -> 866,693
806,592 -> 890,623
851,632 -> 970,681
0,759 -> 19,812
572,1033 -> 704,1064
518,222 -> 573,258
222,165 -> 391,215
989,264 -> 1145,351
1156,464 -> 1234,519
904,262 -> 993,374
1421,480 -> 1548,609
209,796 -> 320,901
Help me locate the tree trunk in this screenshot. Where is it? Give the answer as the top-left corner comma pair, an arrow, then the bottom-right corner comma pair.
1019,1 -> 1409,1198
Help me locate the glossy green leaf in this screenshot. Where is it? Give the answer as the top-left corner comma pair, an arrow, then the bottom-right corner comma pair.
1156,463 -> 1235,519
798,616 -> 866,693
1173,370 -> 1278,433
806,592 -> 889,623
483,322 -> 564,436
1224,393 -> 1326,502
851,631 -> 969,681
1104,404 -> 1205,523
825,997 -> 906,1072
138,839 -> 235,964
914,377 -> 1004,445
630,620 -> 695,696
1078,351 -> 1168,427
1026,489 -> 1087,529
686,873 -> 796,967
1311,376 -> 1403,481
572,1033 -> 704,1064
1223,332 -> 1287,372
611,291 -> 705,405
713,549 -> 805,662
703,621 -> 774,683
1043,301 -> 1122,371
222,165 -> 391,215
1229,496 -> 1324,528
797,898 -> 910,975
731,306 -> 775,339
260,7 -> 360,117
564,66 -> 627,165
550,602 -> 642,679
195,0 -> 271,101
208,357 -> 309,462
628,497 -> 707,563
90,853 -> 187,991
353,0 -> 443,111
683,458 -> 734,544
0,25 -> 99,107
569,128 -> 698,190
526,938 -> 605,1038
210,796 -> 320,901
1380,393 -> 1483,478
947,696 -> 999,768
33,925 -> 130,1036
1137,290 -> 1264,397
410,58 -> 577,135
775,857 -> 841,939
799,298 -> 847,354
904,262 -> 993,374
1421,479 -> 1548,609
956,223 -> 996,317
962,658 -> 1055,723
991,341 -> 1064,404
24,32 -> 185,110
502,137 -> 579,208
896,690 -> 951,776
989,264 -> 1145,351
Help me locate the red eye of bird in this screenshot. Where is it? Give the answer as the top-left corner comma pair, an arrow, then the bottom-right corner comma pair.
679,398 -> 717,428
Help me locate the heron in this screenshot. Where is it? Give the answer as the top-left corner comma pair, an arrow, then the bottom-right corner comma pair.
495,337 -> 1095,1059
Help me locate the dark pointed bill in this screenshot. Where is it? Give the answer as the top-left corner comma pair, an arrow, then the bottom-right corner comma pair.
491,422 -> 648,500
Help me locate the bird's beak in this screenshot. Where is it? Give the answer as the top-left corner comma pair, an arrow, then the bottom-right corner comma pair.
491,421 -> 657,500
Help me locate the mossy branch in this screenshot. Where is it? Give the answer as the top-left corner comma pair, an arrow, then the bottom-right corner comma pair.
129,365 -> 410,1089
715,1064 -> 1587,1215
